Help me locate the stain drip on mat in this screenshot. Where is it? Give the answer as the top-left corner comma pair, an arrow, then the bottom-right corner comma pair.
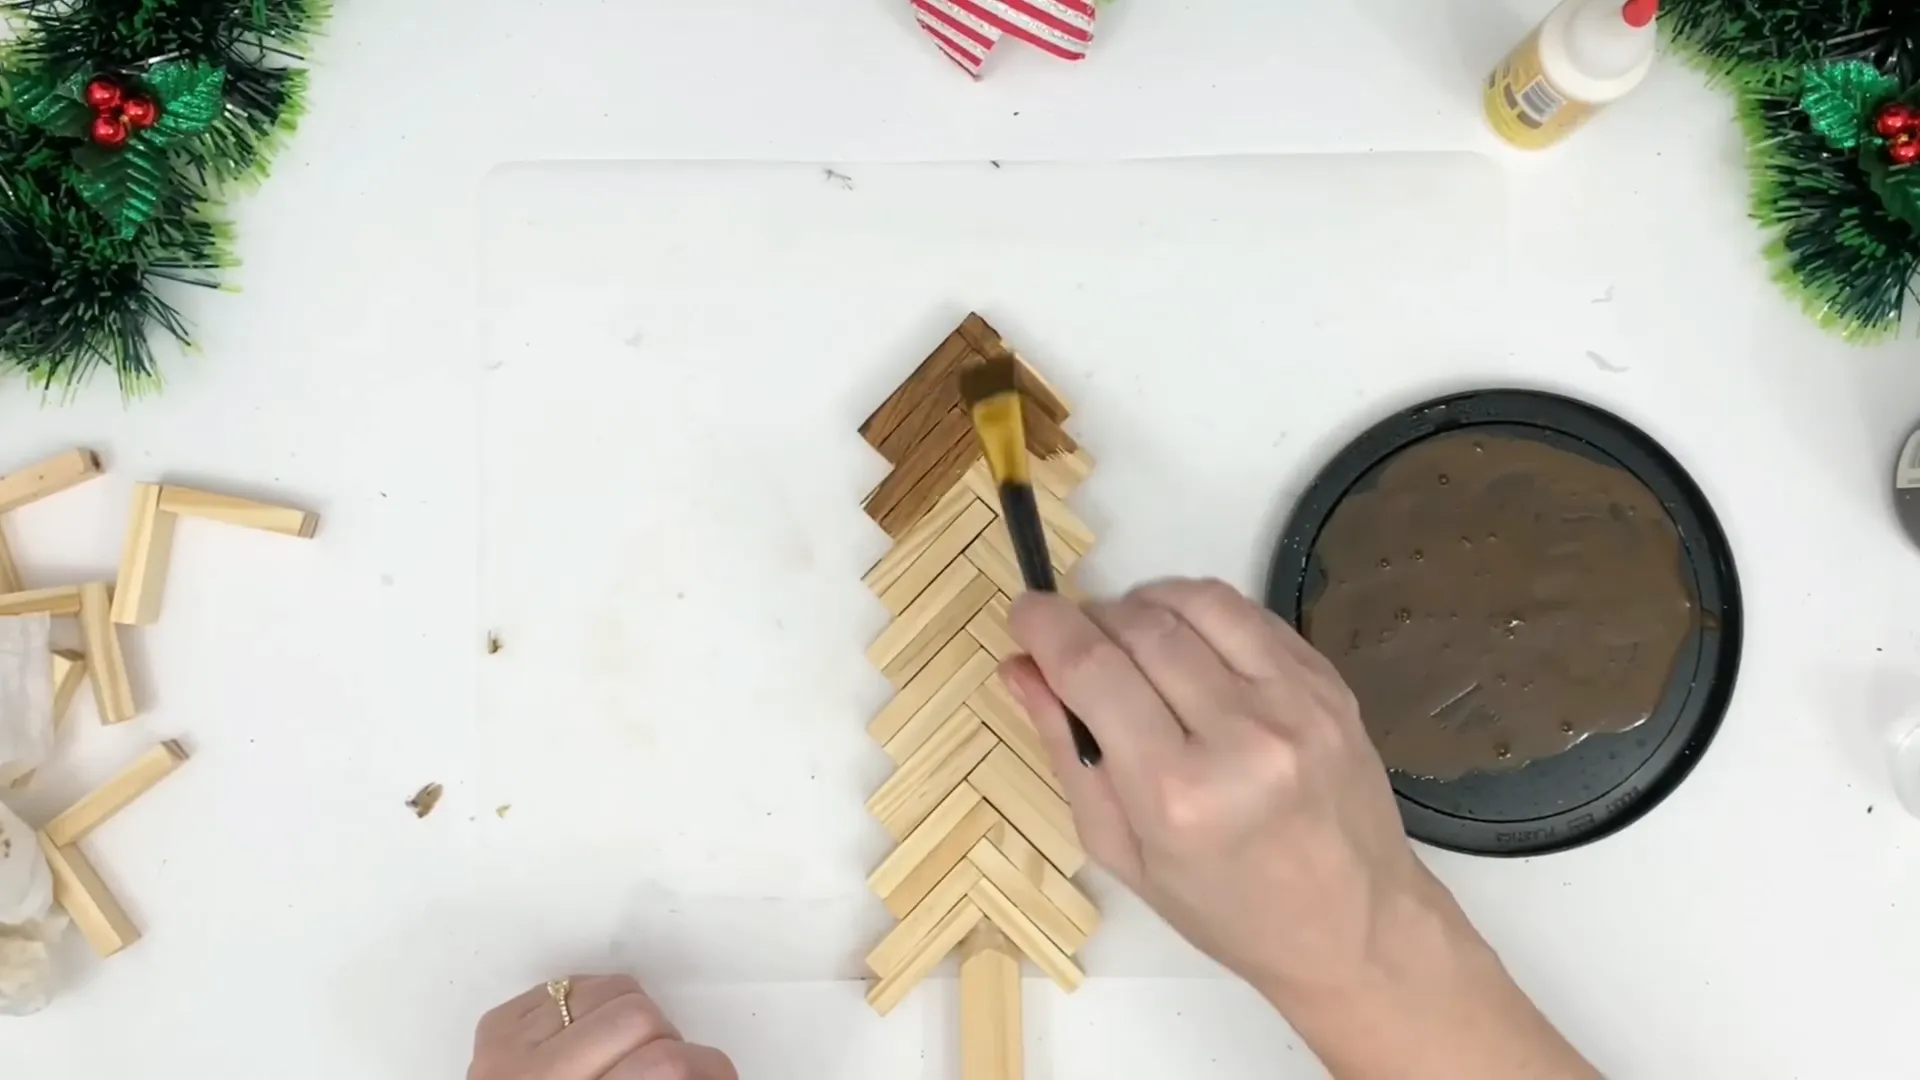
1305,433 -> 1696,780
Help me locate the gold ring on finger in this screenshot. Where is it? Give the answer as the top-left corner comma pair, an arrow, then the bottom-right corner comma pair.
546,979 -> 574,1028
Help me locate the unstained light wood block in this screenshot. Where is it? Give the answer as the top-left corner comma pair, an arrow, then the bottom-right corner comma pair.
46,741 -> 190,846
0,585 -> 83,617
0,449 -> 103,515
39,834 -> 140,958
158,486 -> 319,538
961,926 -> 1024,1080
111,483 -> 178,625
0,527 -> 19,594
79,582 -> 136,724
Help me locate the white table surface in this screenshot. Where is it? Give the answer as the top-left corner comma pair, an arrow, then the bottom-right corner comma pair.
4,1 -> 1920,1077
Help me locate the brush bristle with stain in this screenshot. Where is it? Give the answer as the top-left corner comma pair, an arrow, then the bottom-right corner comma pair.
958,358 -> 1104,768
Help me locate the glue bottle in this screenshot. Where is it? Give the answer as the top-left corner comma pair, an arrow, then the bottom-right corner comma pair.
1485,0 -> 1659,150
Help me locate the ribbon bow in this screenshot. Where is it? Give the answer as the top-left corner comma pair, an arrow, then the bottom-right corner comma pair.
912,0 -> 1096,78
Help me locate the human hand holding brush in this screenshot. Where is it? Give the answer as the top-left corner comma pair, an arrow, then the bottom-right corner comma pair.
1003,580 -> 1601,1080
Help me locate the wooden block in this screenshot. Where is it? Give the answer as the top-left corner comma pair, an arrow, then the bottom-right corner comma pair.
876,499 -> 996,615
860,323 -> 977,458
51,648 -> 87,727
866,896 -> 982,1016
110,484 -> 178,625
863,482 -> 976,599
962,533 -> 1026,599
969,877 -> 1084,993
46,741 -> 189,846
0,526 -> 19,593
868,708 -> 1000,839
979,514 -> 1079,580
79,582 -> 136,724
967,673 -> 1062,796
1018,399 -> 1079,459
157,486 -> 318,538
969,838 -> 1087,954
1030,448 -> 1094,500
953,313 -> 1012,363
39,834 -> 140,957
865,408 -> 979,538
961,925 -> 1024,1080
867,558 -> 997,688
870,783 -> 981,903
1032,483 -> 1094,556
1006,350 -> 1072,424
869,341 -> 983,468
0,585 -> 82,616
970,746 -> 1084,876
865,860 -> 982,978
966,595 -> 1020,662
869,634 -> 982,747
871,784 -> 1002,918
984,820 -> 1101,938
963,462 -> 1093,556
0,449 -> 102,515
880,643 -> 997,765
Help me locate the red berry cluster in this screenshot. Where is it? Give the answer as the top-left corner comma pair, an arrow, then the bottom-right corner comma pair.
84,78 -> 160,149
1875,102 -> 1920,165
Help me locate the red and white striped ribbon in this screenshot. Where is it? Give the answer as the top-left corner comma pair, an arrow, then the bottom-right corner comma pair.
911,0 -> 1097,78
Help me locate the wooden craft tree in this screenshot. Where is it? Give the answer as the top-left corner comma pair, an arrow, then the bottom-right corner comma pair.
857,314 -> 1101,1079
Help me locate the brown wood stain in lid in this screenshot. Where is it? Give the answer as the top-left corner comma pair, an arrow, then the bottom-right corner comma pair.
1304,433 -> 1696,780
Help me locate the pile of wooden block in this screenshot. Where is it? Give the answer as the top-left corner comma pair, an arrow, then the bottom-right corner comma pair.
0,449 -> 317,957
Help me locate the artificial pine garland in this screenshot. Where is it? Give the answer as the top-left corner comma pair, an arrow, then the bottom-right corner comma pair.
1665,1 -> 1920,340
0,0 -> 327,395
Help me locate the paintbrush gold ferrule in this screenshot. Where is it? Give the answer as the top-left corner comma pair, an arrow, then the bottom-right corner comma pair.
968,395 -> 1031,488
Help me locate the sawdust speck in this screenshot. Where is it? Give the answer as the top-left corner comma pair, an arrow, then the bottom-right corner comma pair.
407,783 -> 444,819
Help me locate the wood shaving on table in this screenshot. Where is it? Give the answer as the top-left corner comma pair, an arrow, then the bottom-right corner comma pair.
406,783 -> 444,819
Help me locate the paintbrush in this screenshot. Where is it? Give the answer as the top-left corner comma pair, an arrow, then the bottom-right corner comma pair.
958,358 -> 1104,768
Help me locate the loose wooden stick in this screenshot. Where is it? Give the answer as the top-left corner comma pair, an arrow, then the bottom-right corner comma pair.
38,834 -> 141,957
961,925 -> 1024,1080
78,583 -> 136,723
158,486 -> 318,538
0,585 -> 83,617
45,741 -> 189,846
0,449 -> 102,516
52,649 -> 87,722
0,526 -> 19,593
110,484 -> 178,625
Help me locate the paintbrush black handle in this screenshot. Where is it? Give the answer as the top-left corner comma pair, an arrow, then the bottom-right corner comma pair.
999,483 -> 1104,768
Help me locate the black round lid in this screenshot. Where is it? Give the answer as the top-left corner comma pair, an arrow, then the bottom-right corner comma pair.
1266,390 -> 1742,857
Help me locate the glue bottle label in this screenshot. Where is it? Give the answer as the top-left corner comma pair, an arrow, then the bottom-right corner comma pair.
1485,30 -> 1596,149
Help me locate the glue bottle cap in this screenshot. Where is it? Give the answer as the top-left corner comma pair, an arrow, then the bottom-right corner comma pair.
1622,0 -> 1659,29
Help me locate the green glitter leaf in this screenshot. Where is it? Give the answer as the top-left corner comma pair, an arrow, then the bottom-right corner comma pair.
13,70 -> 95,138
142,62 -> 227,141
1799,60 -> 1901,150
70,137 -> 173,239
1862,153 -> 1920,234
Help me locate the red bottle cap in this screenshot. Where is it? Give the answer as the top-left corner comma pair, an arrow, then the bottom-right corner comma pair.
1622,0 -> 1659,28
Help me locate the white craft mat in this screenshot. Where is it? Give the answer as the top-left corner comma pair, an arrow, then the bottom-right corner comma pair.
475,155 -> 1507,981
